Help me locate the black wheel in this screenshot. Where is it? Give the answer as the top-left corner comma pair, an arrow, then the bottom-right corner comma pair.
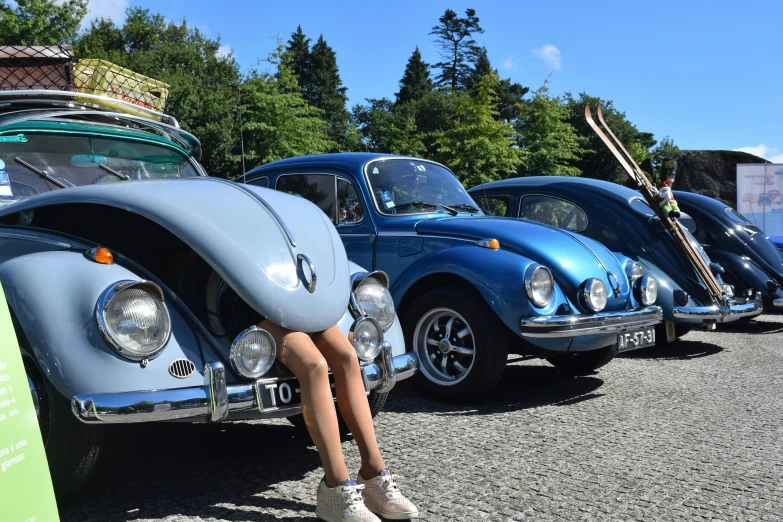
22,349 -> 103,499
287,390 -> 388,436
403,286 -> 508,403
546,342 -> 618,376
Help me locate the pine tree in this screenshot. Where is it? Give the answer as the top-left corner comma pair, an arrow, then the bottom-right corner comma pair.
466,47 -> 492,92
282,25 -> 312,95
395,47 -> 433,105
309,35 -> 351,147
429,8 -> 484,91
466,48 -> 528,122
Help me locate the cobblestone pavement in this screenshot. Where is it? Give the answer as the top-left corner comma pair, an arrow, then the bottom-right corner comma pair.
61,313 -> 783,522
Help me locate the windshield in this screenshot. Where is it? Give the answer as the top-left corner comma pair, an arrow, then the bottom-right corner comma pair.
364,159 -> 479,215
0,133 -> 201,200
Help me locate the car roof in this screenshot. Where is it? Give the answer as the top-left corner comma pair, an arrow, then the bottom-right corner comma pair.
247,153 -> 449,175
470,176 -> 642,204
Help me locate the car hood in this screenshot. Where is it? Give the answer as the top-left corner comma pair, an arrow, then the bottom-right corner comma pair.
0,178 -> 350,332
415,216 -> 630,310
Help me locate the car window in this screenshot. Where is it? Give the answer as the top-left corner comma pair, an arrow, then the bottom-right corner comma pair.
276,173 -> 336,223
725,207 -> 751,225
473,195 -> 510,216
248,176 -> 269,188
519,195 -> 587,232
337,178 -> 364,225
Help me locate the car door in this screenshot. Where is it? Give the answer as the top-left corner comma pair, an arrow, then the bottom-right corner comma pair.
274,172 -> 375,271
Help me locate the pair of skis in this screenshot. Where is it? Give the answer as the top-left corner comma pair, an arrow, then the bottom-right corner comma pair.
585,105 -> 725,304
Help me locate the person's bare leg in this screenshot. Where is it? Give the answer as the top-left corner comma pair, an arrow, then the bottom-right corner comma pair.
260,320 -> 349,487
312,325 -> 386,480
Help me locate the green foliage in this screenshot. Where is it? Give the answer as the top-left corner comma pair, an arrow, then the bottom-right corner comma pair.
396,47 -> 433,105
516,81 -> 583,177
282,25 -> 311,94
433,72 -> 524,187
429,8 -> 484,91
240,46 -> 333,167
76,8 -> 243,177
0,0 -> 86,45
352,98 -> 424,156
564,93 -> 657,183
651,136 -> 680,179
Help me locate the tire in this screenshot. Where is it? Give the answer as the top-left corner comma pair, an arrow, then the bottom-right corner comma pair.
287,390 -> 388,436
22,349 -> 103,499
655,322 -> 693,345
546,342 -> 619,376
403,286 -> 509,403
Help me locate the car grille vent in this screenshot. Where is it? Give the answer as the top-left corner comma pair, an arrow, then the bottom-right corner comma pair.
169,359 -> 196,379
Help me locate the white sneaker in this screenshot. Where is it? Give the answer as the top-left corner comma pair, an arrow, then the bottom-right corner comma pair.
316,478 -> 381,522
356,468 -> 419,520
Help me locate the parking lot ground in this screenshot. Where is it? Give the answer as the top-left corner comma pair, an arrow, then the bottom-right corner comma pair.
61,313 -> 783,522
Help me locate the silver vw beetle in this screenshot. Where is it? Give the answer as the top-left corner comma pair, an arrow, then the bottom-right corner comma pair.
0,91 -> 417,496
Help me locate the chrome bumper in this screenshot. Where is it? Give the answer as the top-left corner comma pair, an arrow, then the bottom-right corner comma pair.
72,343 -> 418,424
519,306 -> 662,338
672,294 -> 763,321
773,298 -> 783,308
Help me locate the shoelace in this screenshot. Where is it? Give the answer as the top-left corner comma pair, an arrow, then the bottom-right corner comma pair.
379,473 -> 402,499
341,483 -> 366,506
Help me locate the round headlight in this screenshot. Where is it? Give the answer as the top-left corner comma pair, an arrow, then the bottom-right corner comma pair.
96,280 -> 171,361
230,326 -> 276,379
352,275 -> 395,330
625,261 -> 644,282
582,278 -> 608,312
638,275 -> 658,306
351,317 -> 383,361
525,264 -> 554,308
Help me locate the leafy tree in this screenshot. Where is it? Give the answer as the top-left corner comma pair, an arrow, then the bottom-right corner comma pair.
240,46 -> 333,167
76,8 -> 243,177
0,0 -> 86,45
353,98 -> 424,156
429,8 -> 484,91
564,92 -> 656,183
466,47 -> 528,122
516,81 -> 583,177
395,47 -> 433,105
651,136 -> 680,181
433,72 -> 524,186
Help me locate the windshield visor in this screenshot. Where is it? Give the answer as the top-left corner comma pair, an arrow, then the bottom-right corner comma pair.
0,133 -> 200,200
365,158 -> 477,215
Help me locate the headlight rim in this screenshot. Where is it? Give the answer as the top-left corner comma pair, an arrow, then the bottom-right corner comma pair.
625,261 -> 644,283
636,275 -> 658,306
349,270 -> 395,331
582,278 -> 608,312
524,264 -> 554,308
229,325 -> 277,379
95,279 -> 171,362
350,316 -> 383,362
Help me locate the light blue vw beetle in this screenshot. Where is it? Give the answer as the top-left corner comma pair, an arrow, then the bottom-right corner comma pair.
0,91 -> 416,496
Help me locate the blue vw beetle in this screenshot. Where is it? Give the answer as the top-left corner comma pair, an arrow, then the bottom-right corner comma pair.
0,91 -> 416,495
674,191 -> 783,310
243,154 -> 662,402
468,177 -> 763,344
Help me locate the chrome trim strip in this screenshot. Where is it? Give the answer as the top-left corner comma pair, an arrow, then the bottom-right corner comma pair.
71,353 -> 420,424
673,294 -> 763,321
0,231 -> 71,249
520,306 -> 663,338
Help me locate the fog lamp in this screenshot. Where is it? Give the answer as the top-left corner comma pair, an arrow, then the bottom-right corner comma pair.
351,317 -> 383,361
582,278 -> 607,312
230,326 -> 276,379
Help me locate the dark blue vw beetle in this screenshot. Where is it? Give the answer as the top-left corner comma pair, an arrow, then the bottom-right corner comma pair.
468,177 -> 763,344
674,191 -> 783,310
244,154 -> 662,402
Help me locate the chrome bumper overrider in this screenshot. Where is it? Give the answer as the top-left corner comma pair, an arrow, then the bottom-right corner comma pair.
773,298 -> 783,308
519,306 -> 662,338
672,294 -> 763,321
72,342 -> 418,424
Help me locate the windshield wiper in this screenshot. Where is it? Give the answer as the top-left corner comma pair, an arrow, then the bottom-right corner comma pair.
448,203 -> 481,214
14,157 -> 69,189
99,163 -> 130,180
394,201 -> 458,216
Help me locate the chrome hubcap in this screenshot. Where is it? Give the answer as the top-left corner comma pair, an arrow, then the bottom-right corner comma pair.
27,374 -> 40,421
414,308 -> 475,386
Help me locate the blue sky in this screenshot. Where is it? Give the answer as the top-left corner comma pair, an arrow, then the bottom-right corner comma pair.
86,0 -> 783,161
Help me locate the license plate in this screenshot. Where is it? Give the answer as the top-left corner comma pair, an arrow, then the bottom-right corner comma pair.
255,375 -> 337,412
618,327 -> 656,352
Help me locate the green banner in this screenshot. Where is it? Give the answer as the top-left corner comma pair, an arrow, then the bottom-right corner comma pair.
0,286 -> 59,521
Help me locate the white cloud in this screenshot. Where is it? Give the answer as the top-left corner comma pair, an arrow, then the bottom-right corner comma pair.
502,56 -> 518,71
531,44 -> 562,71
732,144 -> 783,163
82,0 -> 129,25
216,44 -> 233,58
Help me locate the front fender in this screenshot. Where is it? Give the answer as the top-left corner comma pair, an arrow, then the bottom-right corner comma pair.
390,245 -> 570,337
707,249 -> 783,304
0,250 -> 207,399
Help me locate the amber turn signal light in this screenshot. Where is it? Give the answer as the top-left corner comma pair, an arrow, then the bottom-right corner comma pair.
476,238 -> 500,249
85,247 -> 114,265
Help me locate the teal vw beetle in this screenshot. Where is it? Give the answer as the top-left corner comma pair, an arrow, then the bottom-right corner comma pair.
244,154 -> 663,403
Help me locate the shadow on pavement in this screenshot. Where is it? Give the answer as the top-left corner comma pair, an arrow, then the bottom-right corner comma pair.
383,363 -> 605,417
717,318 -> 783,335
620,339 -> 723,360
59,422 -> 322,522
